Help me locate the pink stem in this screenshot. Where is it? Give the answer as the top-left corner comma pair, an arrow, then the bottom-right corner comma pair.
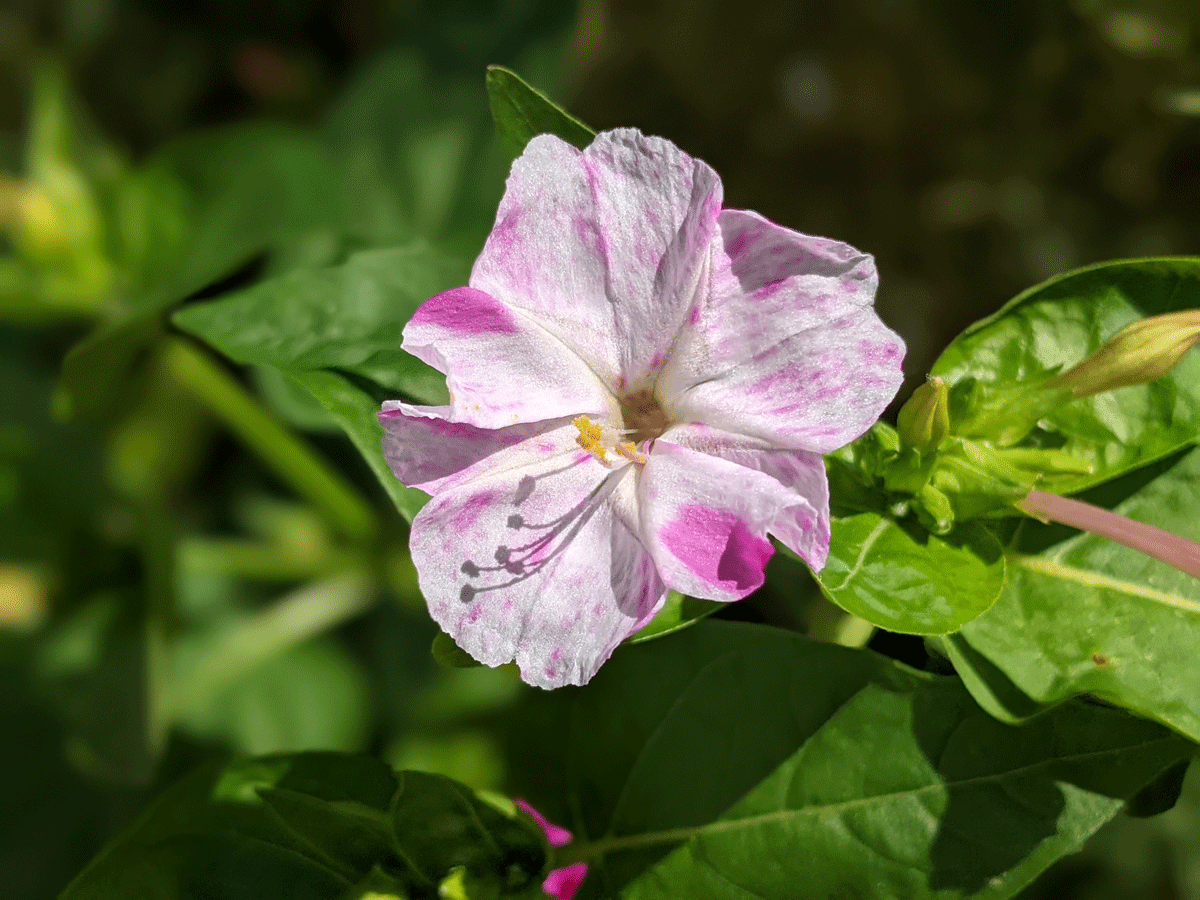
1016,490 -> 1200,579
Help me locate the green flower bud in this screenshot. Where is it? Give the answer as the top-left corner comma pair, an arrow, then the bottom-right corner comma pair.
896,376 -> 950,456
1045,309 -> 1200,399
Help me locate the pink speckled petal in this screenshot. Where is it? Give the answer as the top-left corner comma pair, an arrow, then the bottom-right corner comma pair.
658,423 -> 831,570
409,423 -> 667,688
402,286 -> 615,428
638,442 -> 802,601
543,863 -> 588,900
659,209 -> 905,453
470,129 -> 722,390
378,402 -> 560,493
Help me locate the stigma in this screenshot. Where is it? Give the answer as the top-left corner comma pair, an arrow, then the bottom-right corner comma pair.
573,415 -> 648,467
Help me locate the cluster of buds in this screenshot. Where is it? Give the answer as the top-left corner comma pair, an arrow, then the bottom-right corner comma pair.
873,309 -> 1200,576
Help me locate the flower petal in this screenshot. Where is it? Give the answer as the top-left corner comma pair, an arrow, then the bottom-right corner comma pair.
659,209 -> 905,453
659,423 -> 831,570
402,286 -> 614,428
378,402 -> 557,493
470,129 -> 722,390
637,442 -> 805,601
409,423 -> 666,688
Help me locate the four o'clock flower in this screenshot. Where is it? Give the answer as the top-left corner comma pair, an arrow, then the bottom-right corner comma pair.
380,128 -> 905,688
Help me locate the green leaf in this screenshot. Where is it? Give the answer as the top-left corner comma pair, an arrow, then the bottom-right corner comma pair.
931,258 -> 1200,494
289,369 -> 430,521
172,244 -> 460,401
325,50 -> 503,250
431,631 -> 482,669
626,591 -> 723,644
485,66 -> 595,160
174,244 -> 465,520
506,621 -> 1189,900
61,754 -> 548,900
621,683 -> 1188,900
815,512 -> 1005,634
173,637 -> 372,755
130,122 -> 342,309
958,443 -> 1200,743
54,311 -> 162,422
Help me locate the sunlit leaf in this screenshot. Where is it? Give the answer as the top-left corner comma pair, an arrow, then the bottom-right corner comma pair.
816,513 -> 1005,634
486,66 -> 595,160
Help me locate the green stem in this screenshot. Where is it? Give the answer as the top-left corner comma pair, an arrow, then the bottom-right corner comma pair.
179,537 -> 363,582
171,571 -> 375,714
161,338 -> 377,543
141,501 -> 173,758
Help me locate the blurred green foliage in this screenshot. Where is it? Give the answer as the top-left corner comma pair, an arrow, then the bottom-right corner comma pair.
3,1 -> 1200,898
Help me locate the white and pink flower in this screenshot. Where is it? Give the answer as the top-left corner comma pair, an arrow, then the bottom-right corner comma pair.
380,128 -> 904,687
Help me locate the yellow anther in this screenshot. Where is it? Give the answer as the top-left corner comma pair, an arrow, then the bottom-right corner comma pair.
572,416 -> 650,467
616,440 -> 648,464
573,415 -> 611,464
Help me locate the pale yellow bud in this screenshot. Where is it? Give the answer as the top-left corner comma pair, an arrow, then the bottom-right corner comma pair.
896,376 -> 950,456
1047,309 -> 1200,399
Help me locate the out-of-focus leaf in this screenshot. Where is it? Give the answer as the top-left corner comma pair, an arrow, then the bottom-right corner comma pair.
815,512 -> 1005,633
60,754 -> 548,900
129,122 -> 341,309
486,66 -> 595,160
173,637 -> 371,755
431,631 -> 482,669
324,50 -> 502,251
35,590 -> 159,784
506,621 -> 1189,900
0,652 -> 112,900
55,312 -> 162,423
931,258 -> 1200,494
958,443 -> 1200,744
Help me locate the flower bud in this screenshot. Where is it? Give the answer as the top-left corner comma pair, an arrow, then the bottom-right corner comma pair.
1046,309 -> 1200,399
896,376 -> 950,456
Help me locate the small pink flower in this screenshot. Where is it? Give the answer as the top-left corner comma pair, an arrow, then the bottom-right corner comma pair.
515,800 -> 588,900
381,128 -> 904,687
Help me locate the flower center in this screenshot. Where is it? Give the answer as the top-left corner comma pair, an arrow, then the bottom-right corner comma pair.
572,390 -> 670,468
620,389 -> 670,445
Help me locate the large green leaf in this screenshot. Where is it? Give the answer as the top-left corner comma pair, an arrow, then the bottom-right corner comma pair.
622,683 -> 1188,900
931,258 -> 1200,494
815,513 -> 1005,634
174,244 -> 464,519
172,244 -> 459,400
61,754 -> 548,900
505,621 -> 1187,899
957,444 -> 1200,743
485,66 -> 595,160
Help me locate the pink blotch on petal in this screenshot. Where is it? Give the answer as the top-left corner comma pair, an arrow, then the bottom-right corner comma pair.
411,286 -> 519,335
449,491 -> 499,530
660,504 -> 774,593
